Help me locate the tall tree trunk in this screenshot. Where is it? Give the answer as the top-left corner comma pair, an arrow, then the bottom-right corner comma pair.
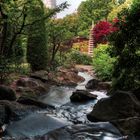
50,43 -> 60,65
0,6 -> 8,56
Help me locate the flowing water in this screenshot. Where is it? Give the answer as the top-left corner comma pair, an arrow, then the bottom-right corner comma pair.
39,86 -> 75,108
3,72 -> 126,140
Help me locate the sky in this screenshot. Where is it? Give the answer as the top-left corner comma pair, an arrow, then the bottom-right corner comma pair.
57,0 -> 86,18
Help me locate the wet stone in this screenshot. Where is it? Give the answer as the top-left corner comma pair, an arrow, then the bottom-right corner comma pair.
41,123 -> 123,140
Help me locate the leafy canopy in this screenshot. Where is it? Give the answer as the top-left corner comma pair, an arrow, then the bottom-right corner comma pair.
77,0 -> 114,37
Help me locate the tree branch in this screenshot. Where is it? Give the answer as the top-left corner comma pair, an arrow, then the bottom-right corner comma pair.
24,2 -> 68,28
8,13 -> 27,53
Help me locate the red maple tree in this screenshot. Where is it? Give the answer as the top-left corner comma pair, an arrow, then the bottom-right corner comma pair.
93,21 -> 118,46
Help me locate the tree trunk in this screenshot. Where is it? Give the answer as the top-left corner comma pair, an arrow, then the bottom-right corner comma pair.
0,6 -> 8,56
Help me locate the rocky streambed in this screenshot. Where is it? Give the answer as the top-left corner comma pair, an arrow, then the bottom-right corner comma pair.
0,68 -> 139,140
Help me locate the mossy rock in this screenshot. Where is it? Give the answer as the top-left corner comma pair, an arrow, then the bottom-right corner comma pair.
0,86 -> 16,101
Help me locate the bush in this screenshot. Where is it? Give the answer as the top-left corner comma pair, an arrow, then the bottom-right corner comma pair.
68,50 -> 92,65
92,44 -> 116,81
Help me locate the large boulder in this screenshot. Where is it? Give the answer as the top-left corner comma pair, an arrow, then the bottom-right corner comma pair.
30,68 -> 84,86
0,105 -> 8,127
30,70 -> 49,82
70,90 -> 97,102
17,96 -> 50,109
85,79 -> 101,90
112,88 -> 140,135
87,91 -> 140,122
16,87 -> 36,98
85,79 -> 111,91
0,100 -> 38,122
98,82 -> 111,91
54,68 -> 84,86
112,117 -> 140,135
0,104 -> 9,136
13,77 -> 49,97
41,123 -> 122,140
0,86 -> 16,101
16,78 -> 38,88
132,87 -> 140,100
87,90 -> 140,135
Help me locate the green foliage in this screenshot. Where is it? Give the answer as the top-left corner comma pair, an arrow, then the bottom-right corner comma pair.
15,63 -> 30,75
109,0 -> 140,90
92,44 -> 116,81
0,57 -> 12,84
27,0 -> 48,71
13,37 -> 25,64
118,0 -> 126,4
108,0 -> 132,21
0,0 -> 68,74
77,0 -> 114,37
63,13 -> 79,37
67,50 -> 92,65
0,0 -> 29,58
46,18 -> 74,67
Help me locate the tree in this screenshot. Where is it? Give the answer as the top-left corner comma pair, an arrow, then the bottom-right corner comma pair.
63,13 -> 79,37
0,0 -> 28,59
77,0 -> 114,37
0,0 -> 29,83
108,0 -> 132,21
0,0 -> 68,82
0,0 -> 68,59
93,21 -> 118,46
110,0 -> 140,91
27,0 -> 48,71
46,18 -> 74,67
26,0 -> 68,71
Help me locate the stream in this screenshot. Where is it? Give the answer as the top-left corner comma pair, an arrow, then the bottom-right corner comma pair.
2,72 -> 125,140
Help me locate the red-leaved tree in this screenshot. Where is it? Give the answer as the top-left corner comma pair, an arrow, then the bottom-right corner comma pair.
93,21 -> 118,46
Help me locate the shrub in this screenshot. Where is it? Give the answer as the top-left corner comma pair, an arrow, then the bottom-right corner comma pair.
68,50 -> 92,65
92,44 -> 116,81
